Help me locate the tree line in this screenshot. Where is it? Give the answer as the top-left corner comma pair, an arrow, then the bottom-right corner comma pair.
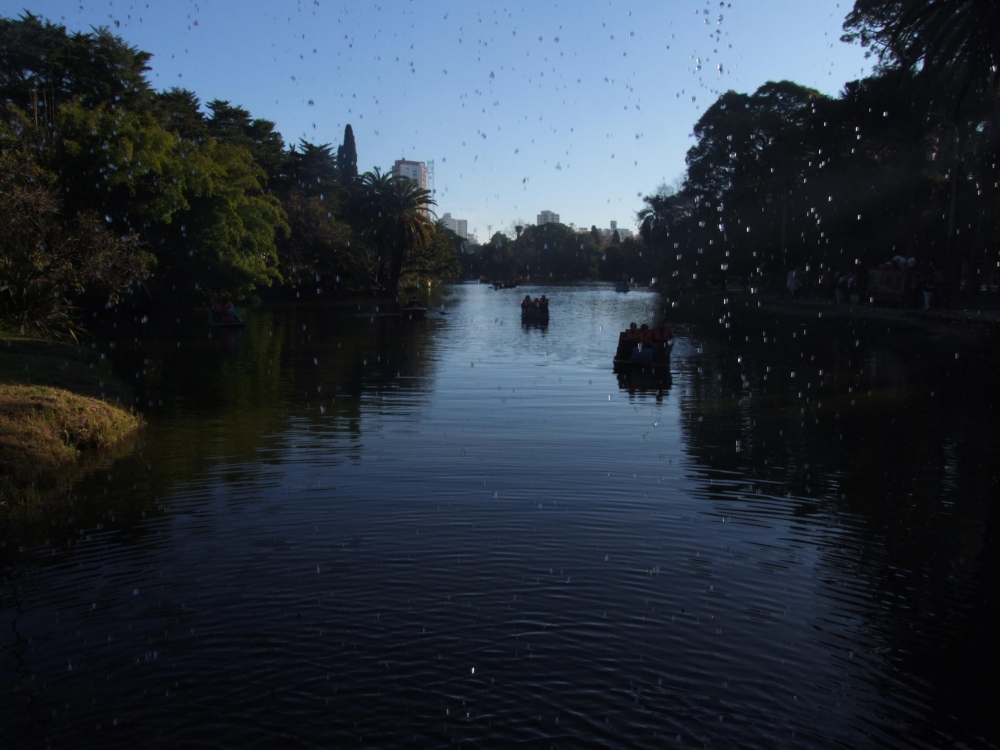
461,223 -> 656,284
0,13 -> 459,339
634,0 -> 1000,300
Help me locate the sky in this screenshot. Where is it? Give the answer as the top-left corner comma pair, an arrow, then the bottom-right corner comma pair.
7,0 -> 871,241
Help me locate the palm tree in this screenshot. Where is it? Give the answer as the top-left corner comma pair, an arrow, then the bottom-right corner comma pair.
844,0 -> 1000,106
351,168 -> 436,297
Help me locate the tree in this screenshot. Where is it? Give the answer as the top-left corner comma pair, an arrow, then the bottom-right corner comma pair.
351,168 -> 436,297
0,141 -> 148,338
403,221 -> 461,287
276,192 -> 352,292
206,99 -> 286,183
337,124 -> 358,187
154,87 -> 208,142
49,102 -> 287,300
843,0 -> 1000,106
0,13 -> 153,126
287,140 -> 340,198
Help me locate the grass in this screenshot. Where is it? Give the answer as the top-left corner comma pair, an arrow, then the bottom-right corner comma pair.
0,383 -> 141,481
0,333 -> 142,513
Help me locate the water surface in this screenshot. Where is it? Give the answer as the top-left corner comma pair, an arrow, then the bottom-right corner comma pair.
2,283 -> 997,748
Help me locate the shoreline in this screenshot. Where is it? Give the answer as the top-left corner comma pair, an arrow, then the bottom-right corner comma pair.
0,335 -> 142,515
665,289 -> 1000,360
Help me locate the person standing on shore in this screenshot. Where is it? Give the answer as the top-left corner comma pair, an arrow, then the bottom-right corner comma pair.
923,268 -> 935,311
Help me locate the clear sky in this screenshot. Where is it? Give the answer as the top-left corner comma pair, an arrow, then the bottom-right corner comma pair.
8,0 -> 870,240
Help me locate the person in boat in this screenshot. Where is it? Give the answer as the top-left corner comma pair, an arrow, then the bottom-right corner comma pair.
538,295 -> 548,310
522,294 -> 533,309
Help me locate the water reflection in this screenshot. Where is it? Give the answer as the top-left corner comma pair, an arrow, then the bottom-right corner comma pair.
616,371 -> 673,401
0,283 -> 996,748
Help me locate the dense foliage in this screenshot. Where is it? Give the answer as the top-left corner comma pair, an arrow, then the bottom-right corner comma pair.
462,222 -> 604,282
0,12 -> 460,335
634,1 -> 1000,299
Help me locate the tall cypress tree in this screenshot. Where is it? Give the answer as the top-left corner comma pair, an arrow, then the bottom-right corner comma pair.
336,124 -> 358,187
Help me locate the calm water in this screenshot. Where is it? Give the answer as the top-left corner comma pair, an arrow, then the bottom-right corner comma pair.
2,283 -> 998,749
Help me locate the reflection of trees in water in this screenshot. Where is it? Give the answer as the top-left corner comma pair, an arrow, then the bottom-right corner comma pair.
675,321 -> 1000,741
3,302 -> 444,560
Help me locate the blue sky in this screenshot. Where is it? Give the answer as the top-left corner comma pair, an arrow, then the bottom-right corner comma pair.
10,0 -> 870,240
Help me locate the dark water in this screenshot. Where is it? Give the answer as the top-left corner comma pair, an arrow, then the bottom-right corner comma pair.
2,283 -> 998,749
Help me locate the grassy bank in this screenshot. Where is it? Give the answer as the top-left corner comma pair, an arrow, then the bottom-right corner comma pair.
0,334 -> 142,514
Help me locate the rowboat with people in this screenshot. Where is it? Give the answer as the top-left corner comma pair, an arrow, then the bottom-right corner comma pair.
520,294 -> 550,320
613,322 -> 673,372
208,301 -> 245,327
400,298 -> 428,321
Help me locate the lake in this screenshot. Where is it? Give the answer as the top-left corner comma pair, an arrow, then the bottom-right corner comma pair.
2,282 -> 997,749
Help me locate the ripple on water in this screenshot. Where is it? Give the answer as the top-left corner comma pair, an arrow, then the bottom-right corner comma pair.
1,283 -> 996,749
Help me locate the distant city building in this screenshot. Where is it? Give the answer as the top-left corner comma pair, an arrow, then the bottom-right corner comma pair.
602,220 -> 633,241
441,213 -> 469,240
537,210 -> 560,225
392,159 -> 427,190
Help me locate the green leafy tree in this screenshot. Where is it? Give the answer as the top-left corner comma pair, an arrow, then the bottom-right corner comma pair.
155,139 -> 287,299
0,12 -> 153,126
206,99 -> 287,184
0,140 -> 148,338
153,87 -> 209,142
276,192 -> 352,293
50,102 -> 287,299
287,140 -> 340,198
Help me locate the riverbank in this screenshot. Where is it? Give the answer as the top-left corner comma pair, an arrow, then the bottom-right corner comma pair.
666,288 -> 1000,360
0,335 -> 141,514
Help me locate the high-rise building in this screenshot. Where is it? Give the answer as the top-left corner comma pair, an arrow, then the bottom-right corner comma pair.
441,213 -> 469,240
537,210 -> 560,225
601,221 -> 633,241
392,159 -> 427,190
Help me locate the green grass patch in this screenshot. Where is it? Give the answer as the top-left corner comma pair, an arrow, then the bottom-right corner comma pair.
0,335 -> 142,516
0,384 -> 141,483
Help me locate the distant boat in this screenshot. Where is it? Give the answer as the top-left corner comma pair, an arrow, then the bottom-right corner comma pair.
208,303 -> 245,327
615,282 -> 631,293
400,301 -> 427,321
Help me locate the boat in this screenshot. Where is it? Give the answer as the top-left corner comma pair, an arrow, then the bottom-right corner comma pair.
615,282 -> 631,293
399,301 -> 427,321
520,305 -> 550,320
493,279 -> 518,289
612,325 -> 673,372
208,302 -> 245,327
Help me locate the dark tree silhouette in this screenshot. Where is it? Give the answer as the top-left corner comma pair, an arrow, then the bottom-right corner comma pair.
337,124 -> 358,187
